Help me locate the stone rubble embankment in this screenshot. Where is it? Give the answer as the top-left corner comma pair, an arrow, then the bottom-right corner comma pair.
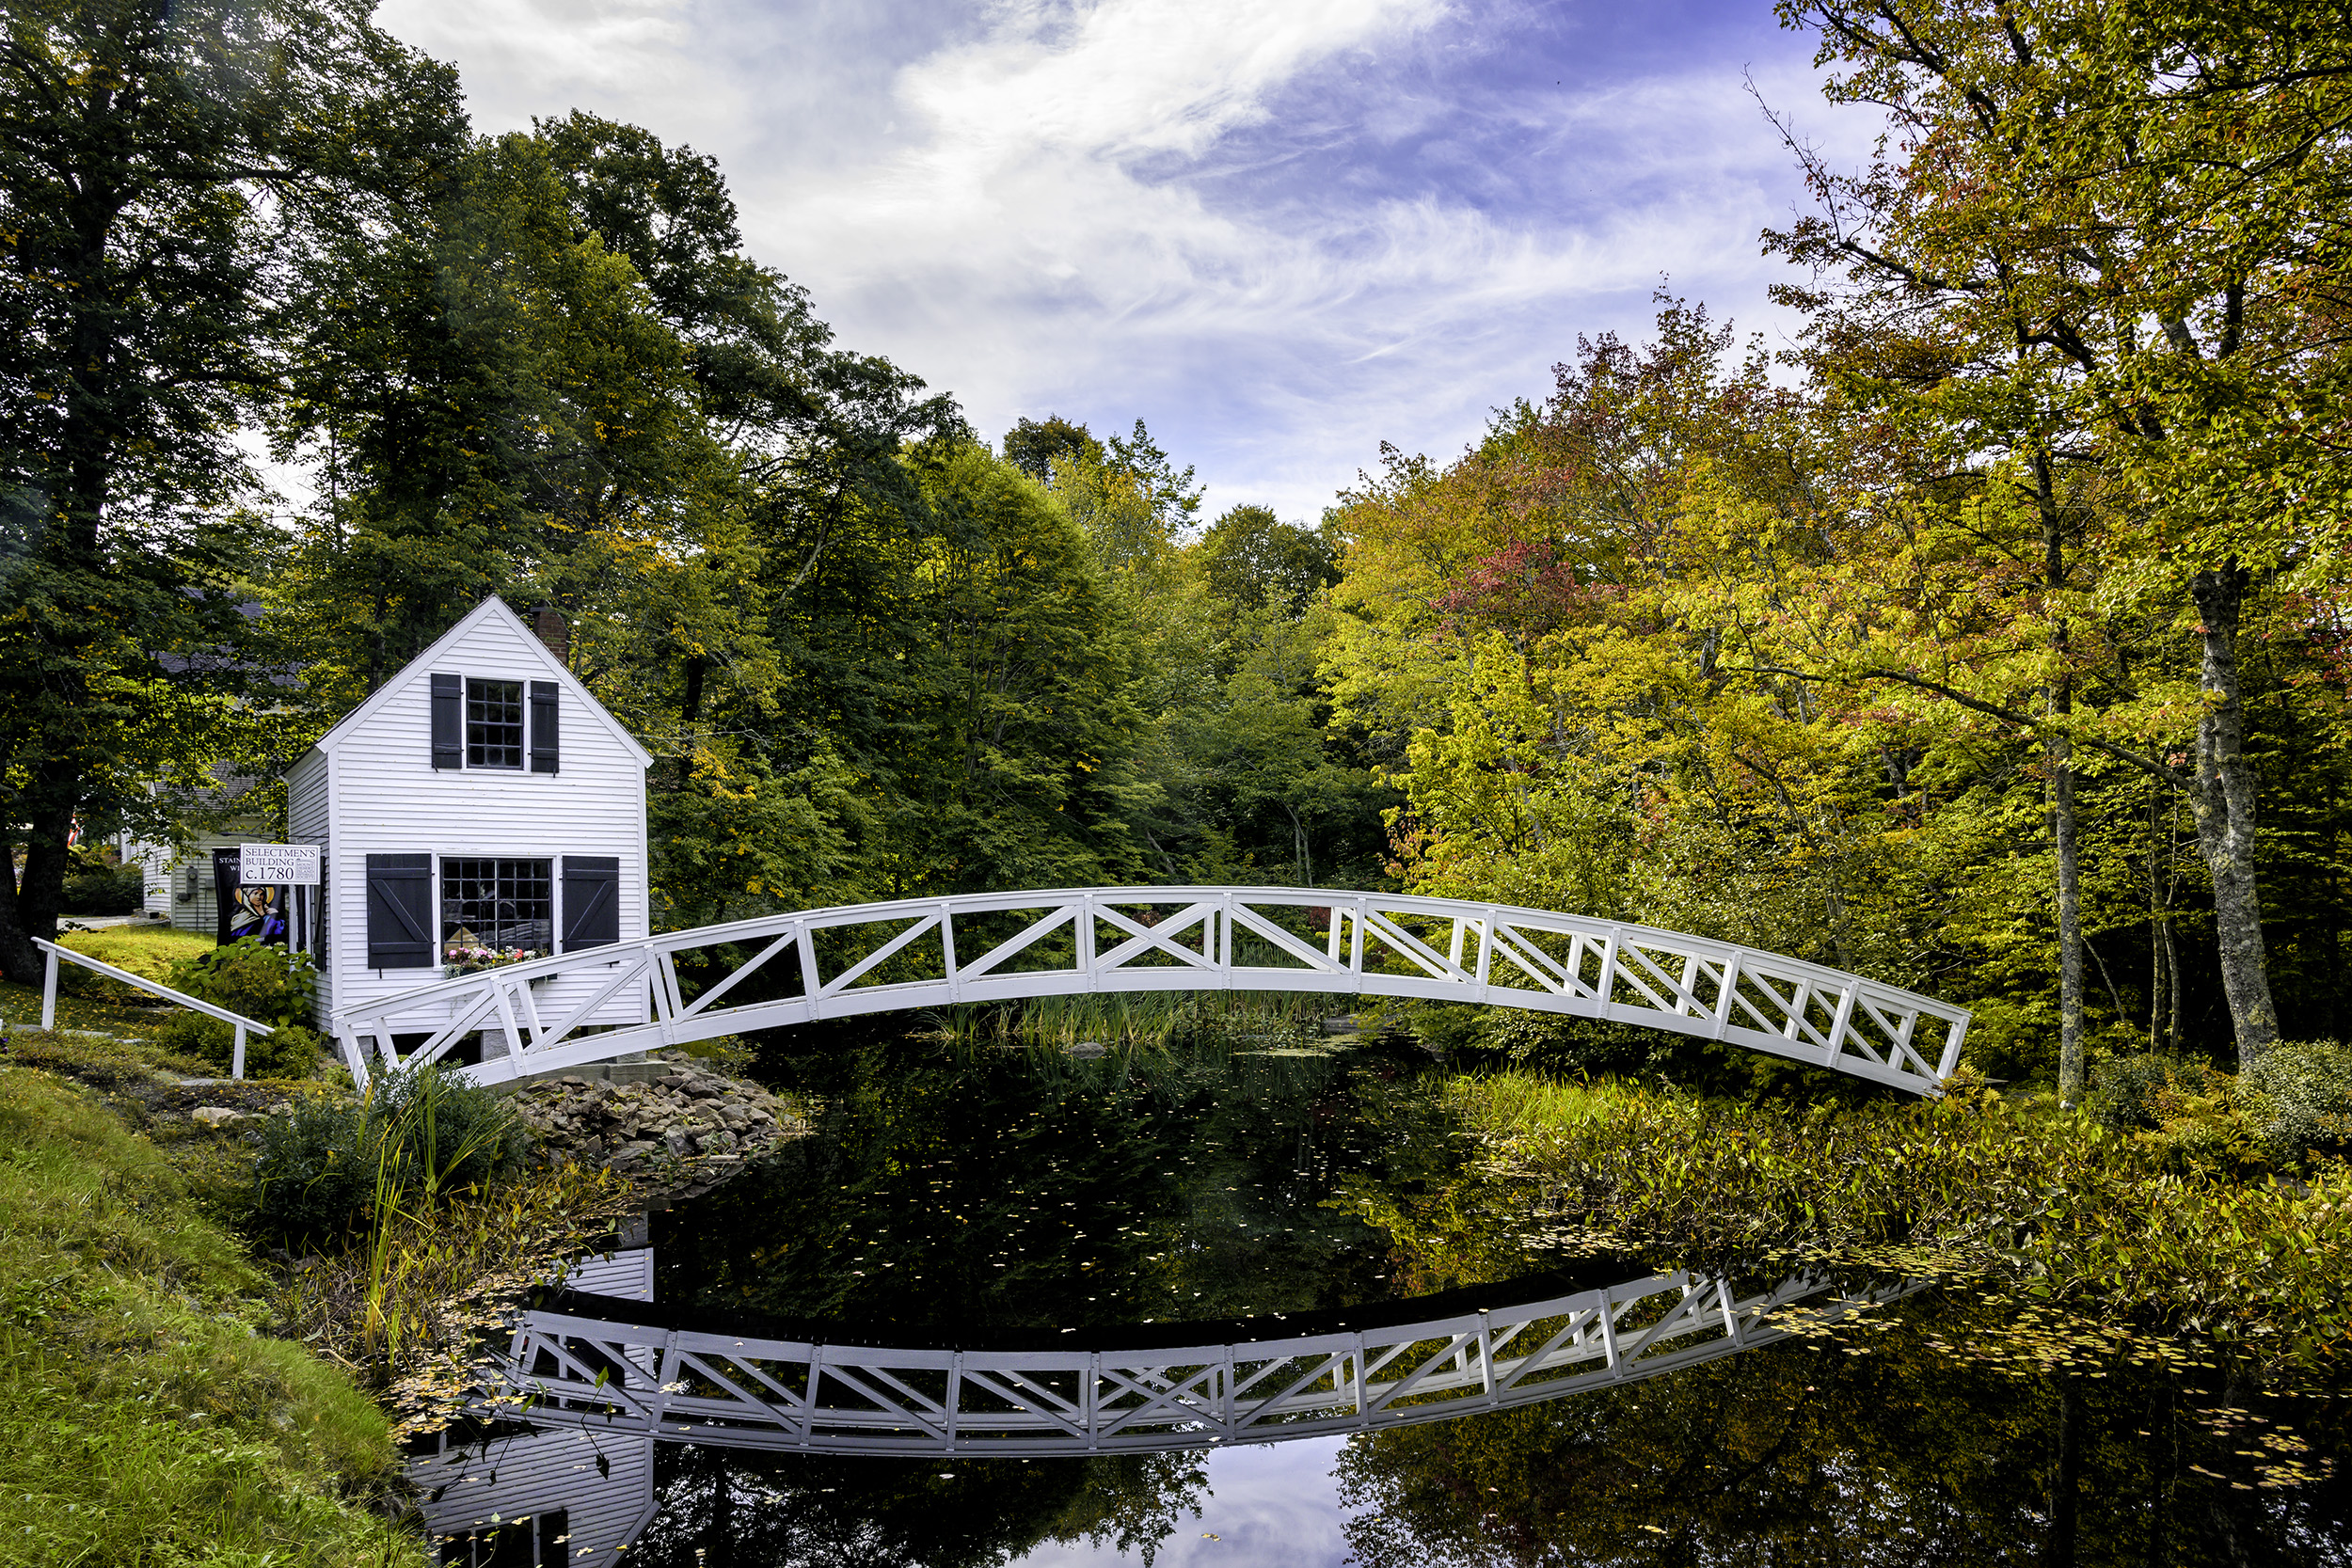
509,1061 -> 806,1203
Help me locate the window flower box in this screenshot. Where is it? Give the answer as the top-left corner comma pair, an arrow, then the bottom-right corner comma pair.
442,943 -> 548,980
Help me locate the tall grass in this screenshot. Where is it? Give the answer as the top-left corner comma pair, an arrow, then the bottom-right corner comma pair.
937,989 -> 1340,1051
263,1065 -> 639,1428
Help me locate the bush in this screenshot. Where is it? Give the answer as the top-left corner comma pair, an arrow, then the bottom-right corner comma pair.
60,861 -> 146,915
157,1011 -> 326,1080
53,924 -> 213,1001
2087,1052 -> 2228,1132
2086,1052 -> 2271,1179
250,1061 -> 532,1243
166,937 -> 316,1028
2241,1038 -> 2352,1169
2088,1053 -> 2177,1132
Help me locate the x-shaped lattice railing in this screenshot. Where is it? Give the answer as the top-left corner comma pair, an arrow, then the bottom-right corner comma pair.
492,1271 -> 1898,1456
333,886 -> 1968,1094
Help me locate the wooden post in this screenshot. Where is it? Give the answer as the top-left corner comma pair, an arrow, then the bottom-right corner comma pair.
232,1024 -> 247,1081
41,946 -> 58,1031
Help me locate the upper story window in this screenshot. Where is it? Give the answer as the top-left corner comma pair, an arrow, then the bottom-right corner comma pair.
431,671 -> 558,774
466,679 -> 524,768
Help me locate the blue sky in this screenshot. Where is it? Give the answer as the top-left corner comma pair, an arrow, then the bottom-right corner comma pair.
373,0 -> 1882,524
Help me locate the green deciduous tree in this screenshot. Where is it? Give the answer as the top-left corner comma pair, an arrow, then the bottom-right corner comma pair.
0,0 -> 464,979
1767,0 -> 2352,1069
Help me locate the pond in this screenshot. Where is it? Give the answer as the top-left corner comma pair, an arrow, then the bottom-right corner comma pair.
410,1021 -> 2352,1566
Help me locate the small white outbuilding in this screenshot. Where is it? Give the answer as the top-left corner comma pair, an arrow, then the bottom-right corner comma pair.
284,596 -> 653,1047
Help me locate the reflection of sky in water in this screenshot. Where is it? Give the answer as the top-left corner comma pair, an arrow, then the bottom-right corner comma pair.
414,1027 -> 2352,1565
1013,1438 -> 1349,1567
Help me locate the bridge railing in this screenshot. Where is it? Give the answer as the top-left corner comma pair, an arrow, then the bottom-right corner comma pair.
330,886 -> 1968,1094
491,1269 -> 1901,1456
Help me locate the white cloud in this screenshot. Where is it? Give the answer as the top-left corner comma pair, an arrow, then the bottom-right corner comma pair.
1014,1435 -> 1352,1565
372,0 -> 1876,522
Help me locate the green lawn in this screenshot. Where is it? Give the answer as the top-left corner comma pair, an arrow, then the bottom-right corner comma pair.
0,1061 -> 423,1566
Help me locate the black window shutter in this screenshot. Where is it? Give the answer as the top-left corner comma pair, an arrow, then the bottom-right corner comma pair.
530,680 -> 559,774
561,856 -> 620,951
365,854 -> 434,969
430,673 -> 462,769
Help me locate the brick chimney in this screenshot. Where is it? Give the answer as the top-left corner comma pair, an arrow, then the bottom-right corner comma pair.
532,605 -> 569,665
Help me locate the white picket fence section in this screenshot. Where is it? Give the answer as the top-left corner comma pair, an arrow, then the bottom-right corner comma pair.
330,886 -> 1969,1095
497,1269 -> 1898,1457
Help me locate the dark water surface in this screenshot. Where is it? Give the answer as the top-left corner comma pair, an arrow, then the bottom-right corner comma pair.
416,1027 -> 2352,1567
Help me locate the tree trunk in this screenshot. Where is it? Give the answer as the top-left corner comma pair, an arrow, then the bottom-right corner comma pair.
2038,454 -> 2086,1101
2049,1374 -> 2083,1568
0,789 -> 74,983
2185,564 -> 2280,1066
2051,725 -> 2086,1101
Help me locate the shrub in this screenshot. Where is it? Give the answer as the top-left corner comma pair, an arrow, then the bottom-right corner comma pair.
157,1011 -> 326,1080
2087,1053 -> 2176,1132
2087,1052 -> 2228,1132
166,937 -> 316,1028
2241,1038 -> 2352,1169
2086,1053 -> 2266,1177
60,861 -> 146,915
250,1061 -> 532,1243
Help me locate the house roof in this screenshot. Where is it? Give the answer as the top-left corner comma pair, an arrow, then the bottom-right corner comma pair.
294,597 -> 656,771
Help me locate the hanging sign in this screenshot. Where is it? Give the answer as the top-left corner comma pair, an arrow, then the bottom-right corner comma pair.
239,844 -> 321,886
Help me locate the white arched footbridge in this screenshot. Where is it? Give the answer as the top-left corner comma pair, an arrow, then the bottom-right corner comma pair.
331,886 -> 1968,1096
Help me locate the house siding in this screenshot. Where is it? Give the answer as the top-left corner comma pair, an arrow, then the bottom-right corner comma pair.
312,608 -> 652,1042
285,751 -> 332,1021
410,1246 -> 660,1566
410,1425 -> 657,1568
119,820 -> 277,934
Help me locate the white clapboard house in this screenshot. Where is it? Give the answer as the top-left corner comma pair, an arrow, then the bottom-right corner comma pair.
285,596 -> 653,1053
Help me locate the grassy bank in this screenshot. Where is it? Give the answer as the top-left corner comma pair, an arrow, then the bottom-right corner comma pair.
1413,1072 -> 2352,1375
0,1059 -> 421,1567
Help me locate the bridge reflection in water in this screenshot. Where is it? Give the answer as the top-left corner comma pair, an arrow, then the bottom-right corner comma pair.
415,1259 -> 1898,1562
492,1265 -> 1895,1458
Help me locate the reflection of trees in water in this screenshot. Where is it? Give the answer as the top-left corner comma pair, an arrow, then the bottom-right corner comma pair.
630,1444 -> 1206,1568
1334,1296 -> 2352,1568
656,1030 -> 1464,1331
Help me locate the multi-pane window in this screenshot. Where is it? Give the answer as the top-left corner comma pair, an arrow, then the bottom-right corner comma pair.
439,858 -> 552,954
466,678 -> 524,768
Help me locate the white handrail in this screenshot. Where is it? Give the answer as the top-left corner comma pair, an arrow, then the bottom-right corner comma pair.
330,885 -> 1972,1096
35,937 -> 277,1080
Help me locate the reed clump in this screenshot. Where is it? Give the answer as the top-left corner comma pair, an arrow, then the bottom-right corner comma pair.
939,990 -> 1337,1051
257,1063 -> 637,1431
1438,1069 -> 2352,1373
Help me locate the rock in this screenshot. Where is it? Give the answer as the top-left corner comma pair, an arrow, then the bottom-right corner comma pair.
191,1106 -> 245,1128
662,1127 -> 693,1157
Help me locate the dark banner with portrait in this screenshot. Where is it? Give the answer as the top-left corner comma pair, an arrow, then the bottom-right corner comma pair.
212,847 -> 288,946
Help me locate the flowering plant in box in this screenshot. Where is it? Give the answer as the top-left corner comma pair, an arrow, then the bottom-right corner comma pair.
442,933 -> 548,978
